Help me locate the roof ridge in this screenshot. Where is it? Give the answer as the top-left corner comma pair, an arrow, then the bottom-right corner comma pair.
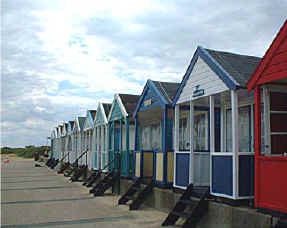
205,48 -> 260,59
213,51 -> 242,85
157,81 -> 172,103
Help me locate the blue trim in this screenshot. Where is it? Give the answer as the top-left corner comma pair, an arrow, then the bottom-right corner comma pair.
154,180 -> 173,188
162,107 -> 168,185
140,150 -> 144,178
172,46 -> 237,107
153,150 -> 157,181
149,80 -> 168,106
86,110 -> 94,126
200,47 -> 237,90
133,80 -> 168,118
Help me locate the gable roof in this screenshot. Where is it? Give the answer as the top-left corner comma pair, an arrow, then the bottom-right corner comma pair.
133,79 -> 180,117
56,127 -> 60,137
152,81 -> 181,104
73,117 -> 86,132
108,94 -> 140,121
205,49 -> 261,87
51,128 -> 57,139
95,102 -> 112,126
173,46 -> 261,106
248,20 -> 287,89
119,94 -> 140,115
84,110 -> 97,130
102,103 -> 112,117
90,110 -> 97,120
68,121 -> 74,134
78,117 -> 86,130
60,125 -> 64,136
63,123 -> 68,136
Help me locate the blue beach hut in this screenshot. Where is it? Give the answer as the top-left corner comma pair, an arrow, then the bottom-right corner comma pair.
133,80 -> 180,187
173,46 -> 260,200
107,94 -> 139,177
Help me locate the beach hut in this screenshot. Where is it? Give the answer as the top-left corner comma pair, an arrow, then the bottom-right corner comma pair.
172,46 -> 260,200
67,121 -> 74,164
72,117 -> 86,165
107,94 -> 139,177
46,127 -> 59,168
50,128 -> 57,159
83,110 -> 97,170
59,124 -> 65,161
133,80 -> 180,187
94,103 -> 111,171
55,126 -> 61,161
62,123 -> 69,163
247,20 -> 287,214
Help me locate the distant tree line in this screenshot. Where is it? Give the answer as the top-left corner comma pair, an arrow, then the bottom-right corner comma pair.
1,146 -> 50,158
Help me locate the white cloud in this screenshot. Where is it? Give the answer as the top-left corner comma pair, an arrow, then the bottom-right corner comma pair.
2,0 -> 287,147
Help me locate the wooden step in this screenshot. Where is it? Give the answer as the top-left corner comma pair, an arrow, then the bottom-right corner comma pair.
179,199 -> 196,206
162,185 -> 209,227
171,211 -> 190,219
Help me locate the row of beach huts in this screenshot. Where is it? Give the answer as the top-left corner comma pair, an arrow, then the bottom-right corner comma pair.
46,20 -> 287,227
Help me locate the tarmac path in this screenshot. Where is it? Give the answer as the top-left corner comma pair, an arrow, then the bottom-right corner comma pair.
1,158 -> 167,228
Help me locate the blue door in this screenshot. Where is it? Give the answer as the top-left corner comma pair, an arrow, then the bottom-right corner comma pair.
114,128 -> 120,170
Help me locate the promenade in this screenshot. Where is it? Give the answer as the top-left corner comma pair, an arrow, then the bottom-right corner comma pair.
1,158 -> 166,228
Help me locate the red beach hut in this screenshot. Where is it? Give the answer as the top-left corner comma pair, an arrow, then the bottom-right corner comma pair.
248,19 -> 287,214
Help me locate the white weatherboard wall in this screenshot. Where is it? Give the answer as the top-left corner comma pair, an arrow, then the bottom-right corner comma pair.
177,57 -> 229,104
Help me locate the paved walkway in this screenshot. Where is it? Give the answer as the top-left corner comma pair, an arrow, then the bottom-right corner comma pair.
1,158 -> 167,227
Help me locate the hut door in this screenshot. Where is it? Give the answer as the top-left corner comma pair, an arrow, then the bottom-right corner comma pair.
114,129 -> 120,151
269,91 -> 287,154
114,128 -> 120,170
193,110 -> 210,186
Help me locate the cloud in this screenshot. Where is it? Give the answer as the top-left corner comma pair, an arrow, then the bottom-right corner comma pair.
1,0 -> 286,147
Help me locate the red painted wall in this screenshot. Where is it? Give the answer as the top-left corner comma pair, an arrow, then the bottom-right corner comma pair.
257,157 -> 287,213
258,36 -> 287,84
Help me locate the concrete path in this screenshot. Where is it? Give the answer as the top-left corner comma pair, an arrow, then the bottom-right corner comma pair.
1,159 -> 167,228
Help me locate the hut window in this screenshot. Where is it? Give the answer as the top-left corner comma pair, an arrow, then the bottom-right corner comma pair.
151,123 -> 161,150
194,112 -> 208,151
179,117 -> 190,151
226,106 -> 252,152
141,125 -> 150,150
261,104 -> 265,153
141,123 -> 161,151
122,123 -> 126,150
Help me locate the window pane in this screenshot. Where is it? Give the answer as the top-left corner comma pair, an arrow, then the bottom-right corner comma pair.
151,123 -> 161,150
194,112 -> 208,151
179,117 -> 190,150
239,106 -> 250,152
226,109 -> 232,152
141,125 -> 150,150
226,106 -> 251,152
261,104 -> 265,153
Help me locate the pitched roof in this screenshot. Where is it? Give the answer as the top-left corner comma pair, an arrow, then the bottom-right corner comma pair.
102,103 -> 112,116
152,80 -> 181,104
69,121 -> 74,129
248,19 -> 287,89
205,48 -> 261,87
119,94 -> 140,115
90,110 -> 97,121
78,117 -> 86,130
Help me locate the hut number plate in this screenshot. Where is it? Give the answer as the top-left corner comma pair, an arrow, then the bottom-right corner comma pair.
193,85 -> 205,97
144,99 -> 152,106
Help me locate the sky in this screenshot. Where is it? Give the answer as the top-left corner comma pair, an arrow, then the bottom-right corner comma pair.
1,0 -> 287,147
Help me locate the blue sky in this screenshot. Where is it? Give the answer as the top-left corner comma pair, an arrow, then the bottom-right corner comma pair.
2,0 -> 287,147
